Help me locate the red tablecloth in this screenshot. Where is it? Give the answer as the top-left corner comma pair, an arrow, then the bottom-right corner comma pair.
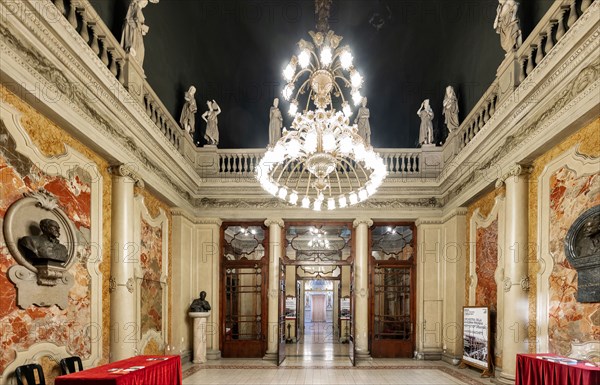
55,355 -> 182,385
516,353 -> 600,385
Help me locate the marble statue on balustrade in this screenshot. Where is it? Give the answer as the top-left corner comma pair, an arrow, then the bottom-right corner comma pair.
121,0 -> 159,67
179,86 -> 197,136
269,98 -> 283,145
494,0 -> 522,53
354,97 -> 371,144
202,100 -> 221,146
442,86 -> 460,133
189,291 -> 211,312
18,218 -> 68,265
417,99 -> 434,145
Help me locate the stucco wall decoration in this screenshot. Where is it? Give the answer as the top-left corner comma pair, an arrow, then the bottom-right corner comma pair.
4,190 -> 77,308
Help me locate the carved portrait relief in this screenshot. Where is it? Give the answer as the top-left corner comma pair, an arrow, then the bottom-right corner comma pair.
3,190 -> 78,309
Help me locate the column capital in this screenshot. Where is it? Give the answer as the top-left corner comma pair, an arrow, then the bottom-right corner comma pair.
108,164 -> 144,187
264,218 -> 284,228
352,218 -> 373,228
495,163 -> 532,188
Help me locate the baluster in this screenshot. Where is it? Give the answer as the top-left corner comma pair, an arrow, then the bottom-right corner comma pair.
144,96 -> 152,117
526,45 -> 536,74
107,49 -> 118,76
88,23 -> 100,55
394,155 -> 399,174
556,8 -> 567,40
483,102 -> 491,123
53,0 -> 66,16
545,21 -> 556,52
116,59 -> 125,84
519,56 -> 527,82
77,9 -> 90,44
98,36 -> 110,66
477,112 -> 484,131
582,0 -> 591,12
567,0 -> 578,28
489,95 -> 496,117
245,154 -> 251,175
67,2 -> 77,28
536,34 -> 546,64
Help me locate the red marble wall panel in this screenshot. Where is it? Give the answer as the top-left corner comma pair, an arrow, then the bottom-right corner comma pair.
548,167 -> 600,355
139,218 -> 163,335
0,134 -> 93,373
475,219 -> 498,311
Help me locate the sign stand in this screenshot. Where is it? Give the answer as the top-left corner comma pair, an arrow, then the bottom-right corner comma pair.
459,306 -> 494,378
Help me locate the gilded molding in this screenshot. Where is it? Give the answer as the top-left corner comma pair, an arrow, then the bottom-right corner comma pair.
264,218 -> 284,228
108,164 -> 144,187
352,218 -> 373,228
495,164 -> 533,188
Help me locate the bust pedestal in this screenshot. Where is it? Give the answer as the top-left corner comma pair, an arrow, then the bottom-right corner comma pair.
189,311 -> 211,364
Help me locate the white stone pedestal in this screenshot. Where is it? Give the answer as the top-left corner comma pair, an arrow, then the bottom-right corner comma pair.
189,311 -> 211,364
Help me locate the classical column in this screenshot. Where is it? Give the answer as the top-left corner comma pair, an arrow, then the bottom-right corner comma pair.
496,165 -> 531,384
108,164 -> 143,361
353,218 -> 373,360
195,218 -> 222,360
264,218 -> 284,361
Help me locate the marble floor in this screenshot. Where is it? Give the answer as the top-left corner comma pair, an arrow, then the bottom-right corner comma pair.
183,322 -> 491,385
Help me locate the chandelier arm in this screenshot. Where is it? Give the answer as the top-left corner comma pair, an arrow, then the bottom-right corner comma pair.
295,78 -> 313,105
304,172 -> 313,197
333,75 -> 352,88
331,81 -> 347,104
283,159 -> 306,187
309,49 -> 321,69
293,168 -> 311,192
275,158 -> 301,185
291,68 -> 313,85
336,156 -> 362,187
330,167 -> 344,195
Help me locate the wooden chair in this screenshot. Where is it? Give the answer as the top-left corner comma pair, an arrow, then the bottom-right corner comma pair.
59,356 -> 83,375
14,363 -> 45,385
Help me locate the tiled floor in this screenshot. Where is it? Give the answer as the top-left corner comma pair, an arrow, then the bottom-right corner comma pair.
183,322 -> 490,385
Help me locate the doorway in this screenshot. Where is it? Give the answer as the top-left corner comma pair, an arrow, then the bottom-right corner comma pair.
280,223 -> 355,364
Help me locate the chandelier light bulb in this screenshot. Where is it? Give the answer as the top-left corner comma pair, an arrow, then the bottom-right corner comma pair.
349,192 -> 358,205
320,46 -> 333,66
322,131 -> 336,152
342,102 -> 352,117
298,49 -> 310,68
302,196 -> 310,208
340,50 -> 353,70
287,137 -> 301,159
358,189 -> 368,201
288,101 -> 298,116
350,70 -> 363,88
278,187 -> 288,200
283,64 -> 295,82
283,84 -> 294,100
289,191 -> 298,205
338,195 -> 347,208
352,90 -> 363,106
313,199 -> 322,211
327,198 -> 336,210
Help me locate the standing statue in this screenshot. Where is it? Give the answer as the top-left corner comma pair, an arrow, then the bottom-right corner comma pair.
493,0 -> 522,53
202,100 -> 221,146
442,86 -> 460,133
180,86 -> 197,136
121,0 -> 159,66
417,99 -> 434,145
354,97 -> 371,144
189,291 -> 211,312
268,98 -> 283,145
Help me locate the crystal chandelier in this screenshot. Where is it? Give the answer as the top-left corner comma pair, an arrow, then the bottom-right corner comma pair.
256,0 -> 387,210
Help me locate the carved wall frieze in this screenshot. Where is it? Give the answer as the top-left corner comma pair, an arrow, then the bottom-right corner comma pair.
194,197 -> 442,210
0,6 -> 193,203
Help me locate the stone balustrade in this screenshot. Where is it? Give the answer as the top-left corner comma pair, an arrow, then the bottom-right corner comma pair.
48,0 -> 596,184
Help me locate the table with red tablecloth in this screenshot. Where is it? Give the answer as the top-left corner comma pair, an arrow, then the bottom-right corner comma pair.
55,355 -> 182,385
516,353 -> 600,385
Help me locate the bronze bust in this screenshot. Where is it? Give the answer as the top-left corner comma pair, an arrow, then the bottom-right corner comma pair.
190,291 -> 211,312
18,218 -> 68,265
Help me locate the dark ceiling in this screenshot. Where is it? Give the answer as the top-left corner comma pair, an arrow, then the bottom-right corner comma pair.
90,0 -> 553,149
